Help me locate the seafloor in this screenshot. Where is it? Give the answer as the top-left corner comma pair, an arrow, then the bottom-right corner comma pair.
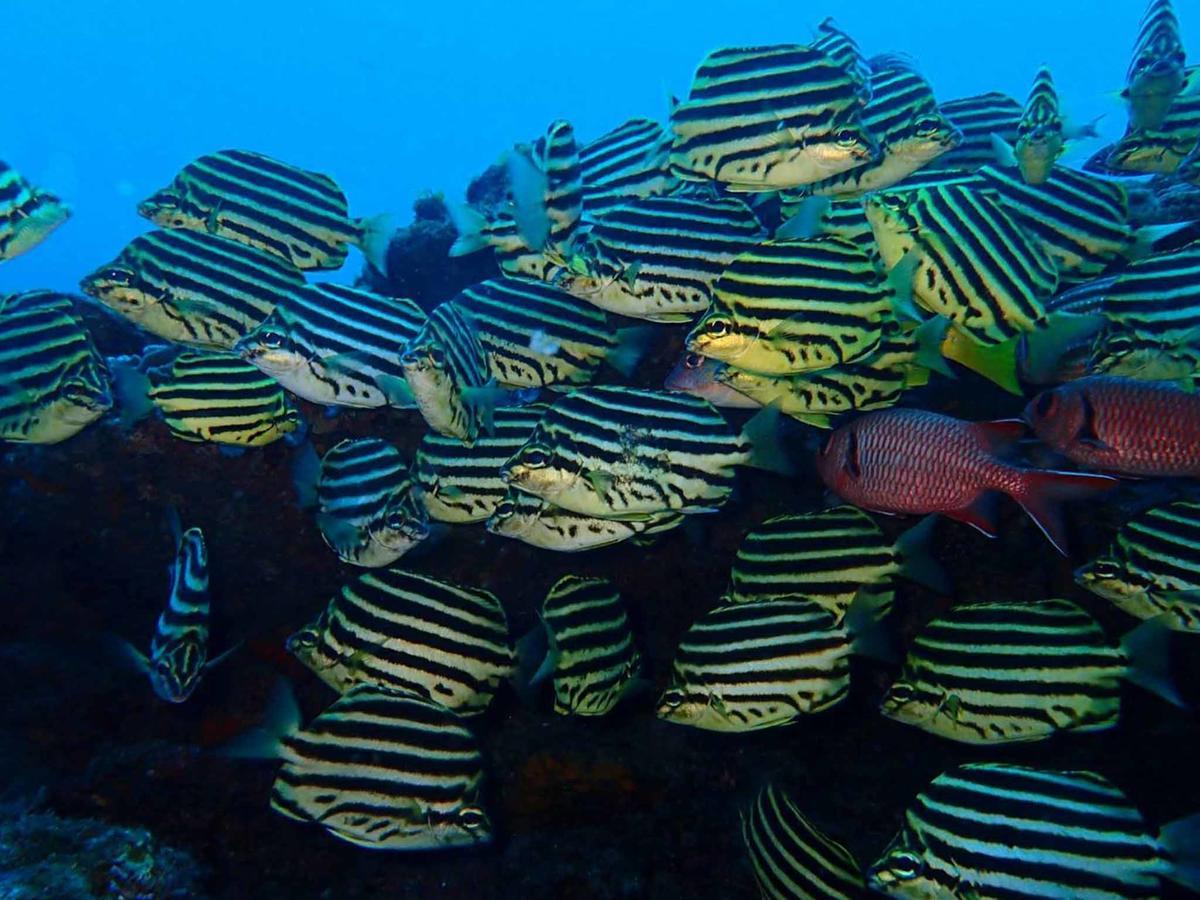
2,198 -> 1199,899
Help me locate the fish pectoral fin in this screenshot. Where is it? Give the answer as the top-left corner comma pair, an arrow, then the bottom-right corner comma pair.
205,641 -> 243,671
944,493 -> 1001,539
990,133 -> 1018,168
583,469 -> 614,496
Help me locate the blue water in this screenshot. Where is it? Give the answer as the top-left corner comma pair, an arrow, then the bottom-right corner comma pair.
3,0 -> 1193,294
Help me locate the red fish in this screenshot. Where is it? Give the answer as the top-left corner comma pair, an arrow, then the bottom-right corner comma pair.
815,408 -> 1115,554
1025,375 -> 1200,477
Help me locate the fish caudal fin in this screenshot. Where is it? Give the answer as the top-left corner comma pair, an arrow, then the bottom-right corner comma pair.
941,328 -> 1023,395
1121,616 -> 1186,708
506,150 -> 551,251
607,326 -> 657,379
1161,813 -> 1200,893
448,205 -> 492,257
894,515 -> 950,594
1010,468 -> 1117,555
355,213 -> 393,273
219,677 -> 300,759
108,356 -> 155,429
739,406 -> 795,476
290,439 -> 321,510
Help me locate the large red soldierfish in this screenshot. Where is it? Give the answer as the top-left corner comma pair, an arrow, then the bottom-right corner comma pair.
814,408 -> 1115,554
1024,375 -> 1200,478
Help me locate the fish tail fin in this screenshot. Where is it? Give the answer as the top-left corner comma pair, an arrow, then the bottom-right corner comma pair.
991,133 -> 1018,167
775,196 -> 830,239
940,327 -> 1023,395
1065,113 -> 1104,141
506,149 -> 551,251
219,677 -> 300,759
910,316 -> 954,378
1131,220 -> 1199,259
355,213 -> 394,273
894,515 -> 950,594
448,204 -> 492,257
107,356 -> 155,429
1019,312 -> 1108,385
607,326 -> 657,379
1011,468 -> 1117,555
845,585 -> 898,662
739,405 -> 795,476
1161,813 -> 1200,893
1120,616 -> 1187,708
290,439 -> 321,511
512,621 -> 557,704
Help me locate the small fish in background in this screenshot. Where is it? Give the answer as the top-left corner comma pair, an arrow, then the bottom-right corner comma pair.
1025,375 -> 1200,477
519,575 -> 642,716
225,681 -> 492,850
881,597 -> 1181,745
1006,67 -> 1067,184
138,148 -> 391,271
656,593 -> 889,733
235,284 -> 426,409
80,229 -> 305,349
740,782 -> 864,900
669,44 -> 877,190
1077,499 -> 1200,631
500,387 -> 791,520
1123,0 -> 1191,132
0,290 -> 112,444
722,505 -> 947,621
0,160 -> 71,262
485,488 -> 684,552
118,514 -> 234,703
815,409 -> 1115,554
868,762 -> 1200,898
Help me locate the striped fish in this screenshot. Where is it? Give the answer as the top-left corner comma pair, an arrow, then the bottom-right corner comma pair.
138,149 -> 388,271
145,351 -> 301,446
315,438 -> 428,568
236,284 -> 425,408
500,386 -> 777,519
80,229 -> 305,349
121,520 -> 230,703
803,55 -> 961,197
533,575 -> 642,716
687,237 -> 894,374
669,320 -> 934,428
0,160 -> 70,261
868,762 -> 1195,898
452,278 -> 634,388
1014,66 -> 1066,185
723,506 -> 944,620
1077,499 -> 1200,632
555,192 -> 768,323
1124,0 -> 1190,132
486,488 -> 684,551
579,118 -> 675,221
669,44 -> 876,191
880,598 -> 1169,744
866,183 -> 1057,346
1110,92 -> 1200,174
975,165 -> 1139,281
741,783 -> 864,900
400,302 -> 494,442
0,290 -> 111,444
812,18 -> 871,104
262,684 -> 492,850
286,567 -> 514,713
414,405 -> 546,524
920,91 -> 1022,174
656,598 -> 854,732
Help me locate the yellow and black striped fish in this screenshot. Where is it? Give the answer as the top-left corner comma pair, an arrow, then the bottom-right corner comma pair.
531,575 -> 642,716
920,91 -> 1022,174
0,160 -> 70,261
687,237 -> 895,375
741,783 -> 864,900
579,118 -> 675,221
881,597 -> 1177,745
804,55 -> 961,197
656,598 -> 855,732
866,183 -> 1057,347
236,284 -> 425,409
722,505 -> 945,619
144,351 -> 301,446
138,149 -> 389,271
501,386 -> 784,519
286,567 -> 514,713
451,278 -> 641,388
1124,0 -> 1190,132
1014,66 -> 1066,184
869,763 -> 1198,898
1110,91 -> 1200,174
0,290 -> 111,444
1077,499 -> 1200,632
241,683 -> 492,851
556,191 -> 768,323
400,302 -> 494,442
414,404 -> 546,524
315,438 -> 428,568
485,488 -> 684,551
669,44 -> 876,190
81,229 -> 305,349
811,18 -> 871,105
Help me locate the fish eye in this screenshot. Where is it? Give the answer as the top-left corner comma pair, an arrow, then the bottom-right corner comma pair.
523,447 -> 549,468
493,500 -> 514,518
102,267 -> 133,285
887,850 -> 924,880
914,116 -> 940,136
429,346 -> 447,366
835,129 -> 862,148
684,353 -> 704,370
704,318 -> 729,337
459,807 -> 487,829
662,689 -> 684,708
385,511 -> 410,531
288,630 -> 318,650
261,329 -> 285,349
888,683 -> 915,703
1034,391 -> 1058,417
